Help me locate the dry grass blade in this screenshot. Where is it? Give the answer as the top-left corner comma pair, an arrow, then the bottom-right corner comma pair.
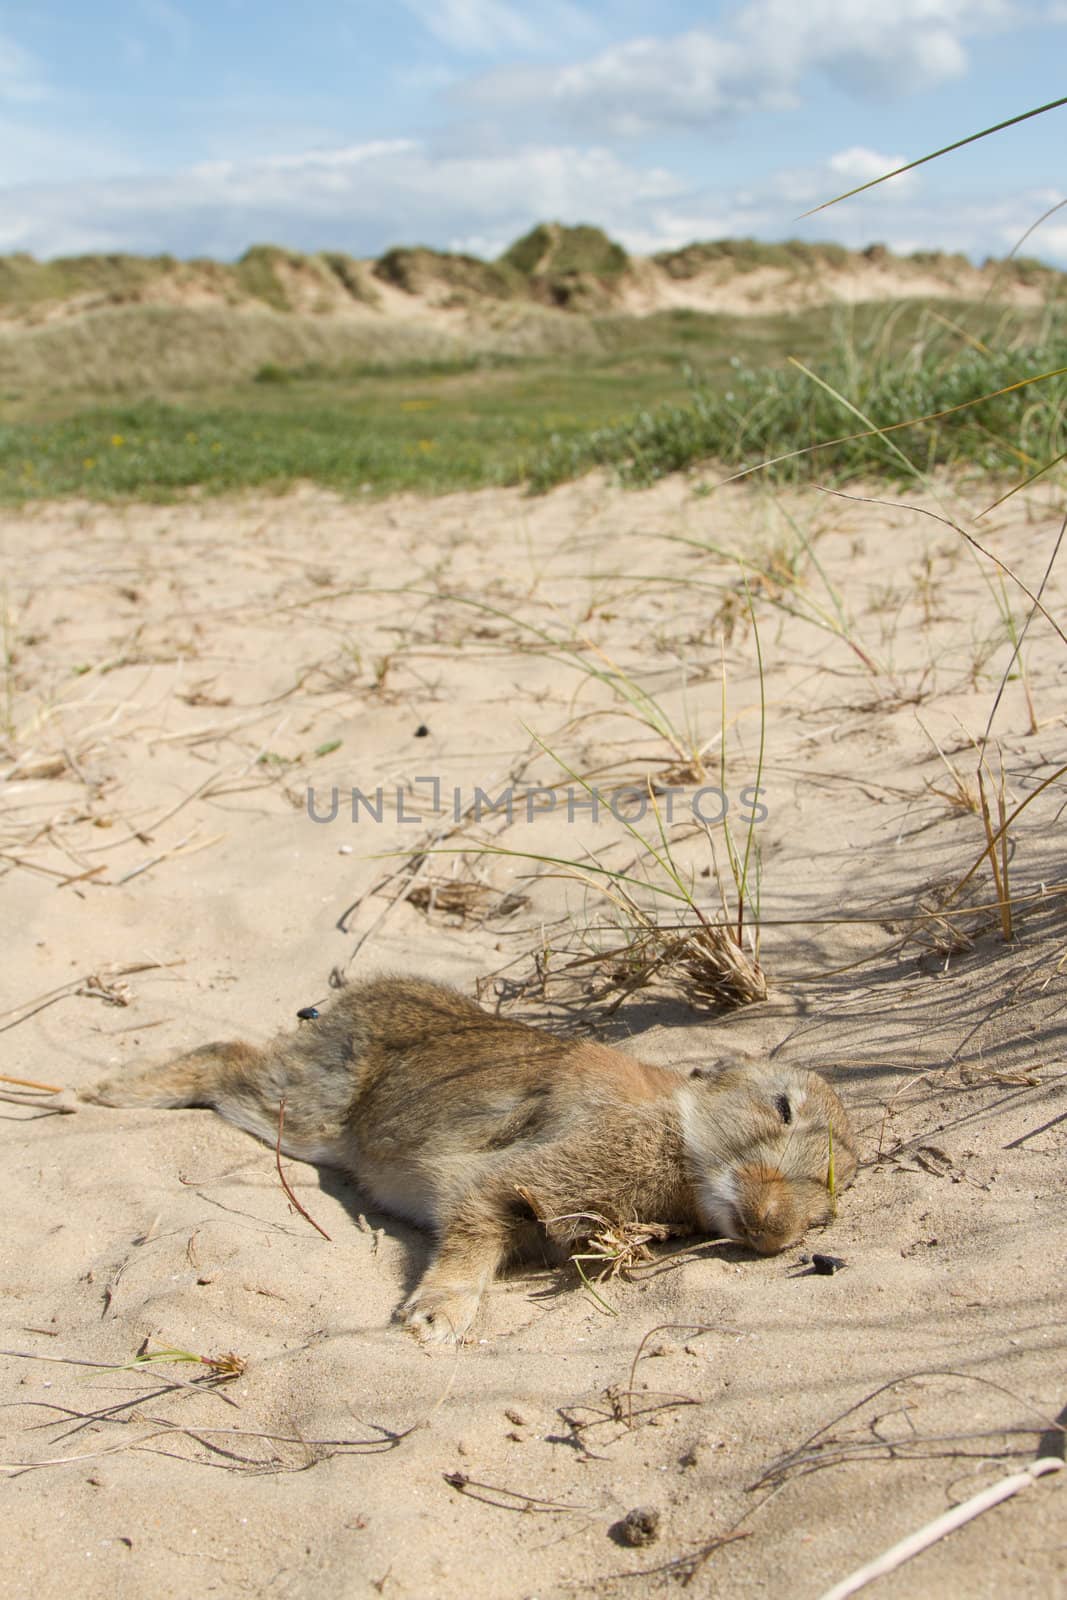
0,1071 -> 63,1093
583,901 -> 766,1011
406,876 -> 528,921
519,1190 -> 688,1274
820,488 -> 1067,651
576,1216 -> 690,1280
0,960 -> 179,1036
915,717 -> 979,815
0,1414 -> 420,1476
560,1212 -> 692,1312
620,1323 -> 720,1431
977,443 -> 1067,518
977,761 -> 1014,943
711,362 -> 1067,490
669,919 -> 767,1007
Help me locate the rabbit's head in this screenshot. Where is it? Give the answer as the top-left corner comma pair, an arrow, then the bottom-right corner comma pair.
676,1062 -> 856,1254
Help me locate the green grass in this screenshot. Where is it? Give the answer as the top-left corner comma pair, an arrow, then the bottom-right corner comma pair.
373,246 -> 523,300
654,237 -> 854,278
1,299 -> 1064,503
1,352 -> 665,499
528,316 -> 1067,491
0,244 -> 375,317
0,394 -> 554,499
502,222 -> 630,279
0,303 -> 822,501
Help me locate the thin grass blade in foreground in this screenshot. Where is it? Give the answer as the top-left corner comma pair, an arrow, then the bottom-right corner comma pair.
369,808 -> 767,1012
799,95 -> 1067,216
528,731 -> 767,1009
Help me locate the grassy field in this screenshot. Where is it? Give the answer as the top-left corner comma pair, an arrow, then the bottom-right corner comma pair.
1,296 -> 1065,502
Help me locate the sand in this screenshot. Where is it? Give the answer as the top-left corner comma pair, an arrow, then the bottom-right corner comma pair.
1,469 -> 1065,1598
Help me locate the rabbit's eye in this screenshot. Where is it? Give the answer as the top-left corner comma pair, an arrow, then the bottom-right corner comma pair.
774,1094 -> 792,1124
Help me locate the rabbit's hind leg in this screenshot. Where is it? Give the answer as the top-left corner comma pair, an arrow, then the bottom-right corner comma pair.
83,1039 -> 349,1165
83,1040 -> 263,1111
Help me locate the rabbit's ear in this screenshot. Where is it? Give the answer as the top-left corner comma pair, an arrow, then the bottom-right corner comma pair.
689,1060 -> 727,1082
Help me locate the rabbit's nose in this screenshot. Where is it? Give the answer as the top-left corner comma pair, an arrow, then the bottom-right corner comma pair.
734,1163 -> 800,1253
746,1227 -> 790,1255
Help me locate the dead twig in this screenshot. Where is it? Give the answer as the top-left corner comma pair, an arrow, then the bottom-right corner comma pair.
816,1458 -> 1063,1600
113,830 -> 225,887
626,1324 -> 717,1428
443,1471 -> 591,1515
274,1097 -> 331,1241
0,1415 -> 416,1476
749,1369 -> 1066,1492
0,960 -> 179,1035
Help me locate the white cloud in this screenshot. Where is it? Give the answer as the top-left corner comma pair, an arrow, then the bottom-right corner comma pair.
398,0 -> 592,55
0,140 -> 684,260
188,140 -> 417,178
732,0 -> 1011,96
3,135 -> 1060,269
614,208 -> 774,255
829,148 -> 905,181
555,31 -> 756,130
467,31 -> 765,132
1026,223 -> 1067,257
449,230 -> 511,258
827,146 -> 917,192
628,185 -> 1067,264
466,0 -> 1016,132
756,148 -> 917,214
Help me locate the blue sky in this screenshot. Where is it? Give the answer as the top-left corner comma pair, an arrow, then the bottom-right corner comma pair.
1,0 -> 1066,263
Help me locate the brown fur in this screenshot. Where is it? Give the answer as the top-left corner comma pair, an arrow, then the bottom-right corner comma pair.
83,977 -> 857,1342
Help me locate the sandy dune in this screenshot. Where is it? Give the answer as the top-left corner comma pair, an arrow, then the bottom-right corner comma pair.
1,470 -> 1065,1598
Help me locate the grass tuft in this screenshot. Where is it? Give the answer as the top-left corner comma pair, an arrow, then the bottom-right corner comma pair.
527,324 -> 1067,491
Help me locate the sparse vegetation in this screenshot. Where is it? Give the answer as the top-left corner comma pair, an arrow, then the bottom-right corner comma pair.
0,249 -> 182,309
654,237 -> 853,278
502,222 -> 630,280
0,297 -> 1063,503
372,246 -> 523,301
232,244 -> 297,311
0,228 -> 1064,503
528,319 -> 1067,491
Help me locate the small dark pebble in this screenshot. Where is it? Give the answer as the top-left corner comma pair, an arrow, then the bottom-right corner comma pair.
811,1253 -> 847,1275
296,1006 -> 320,1021
414,724 -> 429,738
612,1507 -> 661,1547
